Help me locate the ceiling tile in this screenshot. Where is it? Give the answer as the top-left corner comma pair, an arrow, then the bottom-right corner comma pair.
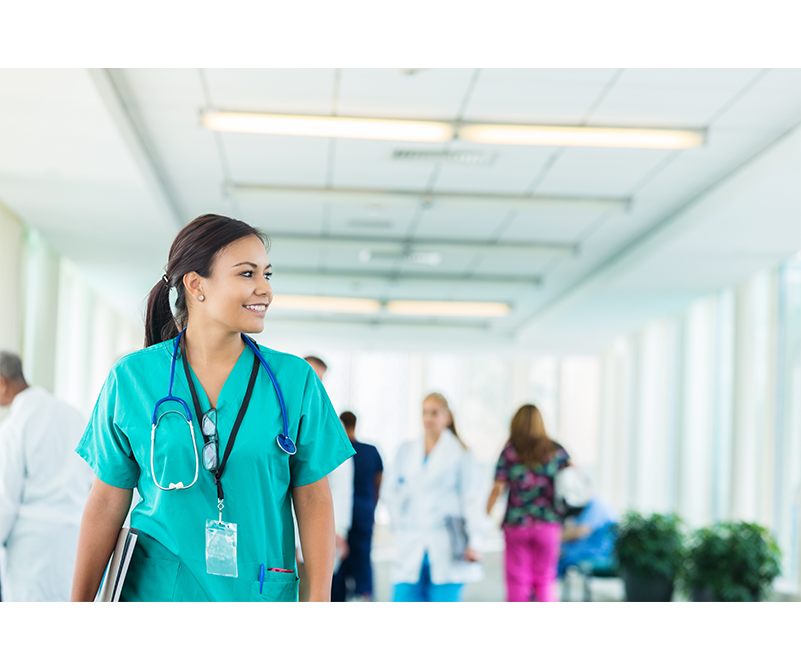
500,208 -> 602,243
433,144 -> 556,193
233,200 -> 326,235
535,147 -> 674,197
464,68 -> 618,124
330,139 -> 440,190
338,68 -> 477,119
413,207 -> 509,241
222,133 -> 329,185
203,68 -> 336,114
588,69 -> 763,127
327,202 -> 419,236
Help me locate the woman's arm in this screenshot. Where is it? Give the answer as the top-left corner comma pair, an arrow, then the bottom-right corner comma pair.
374,471 -> 383,505
293,476 -> 336,602
562,524 -> 593,542
486,479 -> 506,516
458,455 -> 487,562
70,477 -> 133,601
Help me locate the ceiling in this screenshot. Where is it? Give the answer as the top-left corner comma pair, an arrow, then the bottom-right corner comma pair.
0,68 -> 799,353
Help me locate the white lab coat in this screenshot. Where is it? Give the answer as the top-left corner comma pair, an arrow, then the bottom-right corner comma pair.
0,387 -> 93,601
383,429 -> 487,585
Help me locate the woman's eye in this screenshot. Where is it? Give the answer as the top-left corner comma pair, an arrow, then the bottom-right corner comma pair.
240,270 -> 272,280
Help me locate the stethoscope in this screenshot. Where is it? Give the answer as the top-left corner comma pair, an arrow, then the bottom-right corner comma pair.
150,329 -> 296,492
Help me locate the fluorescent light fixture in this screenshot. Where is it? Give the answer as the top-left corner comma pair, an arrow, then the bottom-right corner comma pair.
386,300 -> 511,317
202,110 -> 453,143
274,267 -> 541,289
203,108 -> 703,149
271,295 -> 381,314
269,232 -> 576,258
230,184 -> 629,213
458,124 -> 705,149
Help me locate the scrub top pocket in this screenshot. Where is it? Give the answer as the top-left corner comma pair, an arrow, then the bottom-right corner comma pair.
249,570 -> 299,602
120,554 -> 180,602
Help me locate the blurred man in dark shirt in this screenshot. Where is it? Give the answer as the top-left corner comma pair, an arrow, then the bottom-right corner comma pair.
331,411 -> 383,602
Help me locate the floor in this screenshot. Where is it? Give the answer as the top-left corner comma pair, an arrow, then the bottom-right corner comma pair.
362,522 -> 798,602
365,522 -> 625,602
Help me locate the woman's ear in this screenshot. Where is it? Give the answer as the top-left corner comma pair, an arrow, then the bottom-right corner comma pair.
183,272 -> 204,302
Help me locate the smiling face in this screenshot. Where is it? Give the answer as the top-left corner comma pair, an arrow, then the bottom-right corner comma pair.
185,235 -> 273,334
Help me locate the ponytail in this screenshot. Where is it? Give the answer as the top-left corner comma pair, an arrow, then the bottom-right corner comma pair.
446,415 -> 465,448
144,277 -> 179,348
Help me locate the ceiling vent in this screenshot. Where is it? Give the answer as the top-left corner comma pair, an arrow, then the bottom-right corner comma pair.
359,249 -> 442,266
347,219 -> 393,229
392,149 -> 496,167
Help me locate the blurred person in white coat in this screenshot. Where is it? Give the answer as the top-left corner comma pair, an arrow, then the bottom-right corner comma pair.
383,392 -> 486,602
0,351 -> 92,601
293,355 -> 353,601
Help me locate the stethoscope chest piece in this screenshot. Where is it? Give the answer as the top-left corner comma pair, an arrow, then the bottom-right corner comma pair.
276,435 -> 296,455
150,406 -> 200,492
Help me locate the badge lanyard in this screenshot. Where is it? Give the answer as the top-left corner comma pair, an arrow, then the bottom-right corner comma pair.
180,335 -> 260,577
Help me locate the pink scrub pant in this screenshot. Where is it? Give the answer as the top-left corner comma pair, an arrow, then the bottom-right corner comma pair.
503,521 -> 562,602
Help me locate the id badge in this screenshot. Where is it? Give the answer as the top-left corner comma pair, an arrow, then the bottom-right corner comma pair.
205,519 -> 238,578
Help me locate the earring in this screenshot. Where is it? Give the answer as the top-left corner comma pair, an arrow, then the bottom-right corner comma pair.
198,294 -> 205,302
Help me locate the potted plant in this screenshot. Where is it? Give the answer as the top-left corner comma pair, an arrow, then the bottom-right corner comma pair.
683,521 -> 781,601
613,511 -> 686,601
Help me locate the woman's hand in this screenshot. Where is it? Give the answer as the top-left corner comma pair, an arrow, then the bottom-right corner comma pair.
463,547 -> 482,562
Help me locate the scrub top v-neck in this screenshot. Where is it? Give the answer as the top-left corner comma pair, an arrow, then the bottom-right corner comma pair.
76,336 -> 355,602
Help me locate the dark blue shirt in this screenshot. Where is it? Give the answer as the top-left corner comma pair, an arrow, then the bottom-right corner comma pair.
349,439 -> 383,536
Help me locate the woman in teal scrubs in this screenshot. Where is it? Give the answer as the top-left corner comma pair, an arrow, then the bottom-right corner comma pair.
70,214 -> 354,602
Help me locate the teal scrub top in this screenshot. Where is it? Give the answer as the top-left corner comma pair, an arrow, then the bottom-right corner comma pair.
76,336 -> 355,602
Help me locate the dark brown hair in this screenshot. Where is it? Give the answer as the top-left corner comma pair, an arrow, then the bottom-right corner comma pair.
339,411 -> 357,431
509,404 -> 556,466
304,355 -> 328,371
144,214 -> 269,348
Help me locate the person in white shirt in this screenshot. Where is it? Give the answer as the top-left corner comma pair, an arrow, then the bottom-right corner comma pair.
383,392 -> 486,602
0,351 -> 92,601
293,355 -> 353,602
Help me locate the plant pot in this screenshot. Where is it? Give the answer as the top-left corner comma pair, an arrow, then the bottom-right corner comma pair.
622,570 -> 674,602
691,586 -> 760,602
691,586 -> 719,602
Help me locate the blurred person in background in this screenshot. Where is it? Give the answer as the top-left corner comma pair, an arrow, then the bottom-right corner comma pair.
486,404 -> 572,602
0,351 -> 92,601
293,355 -> 353,602
558,485 -> 619,579
331,410 -> 383,602
383,392 -> 486,602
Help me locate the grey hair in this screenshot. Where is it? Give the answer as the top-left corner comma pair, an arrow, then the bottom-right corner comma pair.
0,351 -> 26,383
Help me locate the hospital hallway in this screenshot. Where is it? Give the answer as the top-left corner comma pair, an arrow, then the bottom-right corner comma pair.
1,63 -> 801,611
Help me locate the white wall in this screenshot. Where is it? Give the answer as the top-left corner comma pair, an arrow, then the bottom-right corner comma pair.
2,201 -> 143,418
0,202 -> 23,354
596,261 -> 801,590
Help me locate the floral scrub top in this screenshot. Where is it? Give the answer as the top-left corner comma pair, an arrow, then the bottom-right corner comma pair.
494,441 -> 570,526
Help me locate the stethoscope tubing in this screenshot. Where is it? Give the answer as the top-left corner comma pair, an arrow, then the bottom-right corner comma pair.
149,330 -> 296,492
